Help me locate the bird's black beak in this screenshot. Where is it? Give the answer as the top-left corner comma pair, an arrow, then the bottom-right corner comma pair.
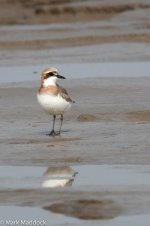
57,74 -> 66,79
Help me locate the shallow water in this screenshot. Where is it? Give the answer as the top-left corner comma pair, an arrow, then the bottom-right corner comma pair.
0,62 -> 150,84
0,165 -> 150,225
0,206 -> 81,225
1,63 -> 150,225
0,165 -> 150,189
0,206 -> 51,224
0,206 -> 150,226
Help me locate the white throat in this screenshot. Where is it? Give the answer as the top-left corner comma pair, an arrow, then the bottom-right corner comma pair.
43,77 -> 57,87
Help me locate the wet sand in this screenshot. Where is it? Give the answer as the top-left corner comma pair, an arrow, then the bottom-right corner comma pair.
0,75 -> 150,225
1,76 -> 150,166
0,0 -> 150,25
0,0 -> 150,65
0,0 -> 150,225
0,76 -> 150,165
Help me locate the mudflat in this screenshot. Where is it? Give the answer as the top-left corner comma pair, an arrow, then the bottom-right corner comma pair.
0,0 -> 150,65
0,76 -> 150,225
1,77 -> 150,166
0,0 -> 150,225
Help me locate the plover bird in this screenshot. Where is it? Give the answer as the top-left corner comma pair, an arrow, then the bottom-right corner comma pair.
37,67 -> 74,136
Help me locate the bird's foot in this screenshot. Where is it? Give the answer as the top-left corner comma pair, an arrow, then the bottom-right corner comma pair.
49,130 -> 61,136
49,130 -> 56,136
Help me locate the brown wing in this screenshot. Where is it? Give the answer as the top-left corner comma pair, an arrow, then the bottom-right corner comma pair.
58,85 -> 74,103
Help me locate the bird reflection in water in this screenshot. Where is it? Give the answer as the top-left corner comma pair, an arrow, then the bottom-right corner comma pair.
42,166 -> 78,188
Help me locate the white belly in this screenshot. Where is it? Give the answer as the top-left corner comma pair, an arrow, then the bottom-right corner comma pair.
37,93 -> 71,115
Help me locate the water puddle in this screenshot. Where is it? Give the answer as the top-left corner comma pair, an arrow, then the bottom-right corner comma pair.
0,62 -> 150,84
112,214 -> 150,226
0,165 -> 150,189
0,165 -> 150,225
73,165 -> 150,186
0,166 -> 77,189
0,206 -> 149,226
0,206 -> 79,225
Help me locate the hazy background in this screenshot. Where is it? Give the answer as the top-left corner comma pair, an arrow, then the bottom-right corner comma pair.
0,0 -> 150,66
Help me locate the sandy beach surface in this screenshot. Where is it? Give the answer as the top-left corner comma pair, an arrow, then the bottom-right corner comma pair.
0,0 -> 150,225
0,0 -> 150,65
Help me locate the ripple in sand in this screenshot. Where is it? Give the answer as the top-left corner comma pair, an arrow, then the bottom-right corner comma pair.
77,114 -> 97,122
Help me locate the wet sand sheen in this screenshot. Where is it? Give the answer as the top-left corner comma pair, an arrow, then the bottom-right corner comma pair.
0,76 -> 150,166
0,76 -> 150,224
0,0 -> 150,224
0,1 -> 149,25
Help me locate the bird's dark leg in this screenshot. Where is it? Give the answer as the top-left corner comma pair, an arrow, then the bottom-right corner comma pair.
57,114 -> 63,135
49,115 -> 56,136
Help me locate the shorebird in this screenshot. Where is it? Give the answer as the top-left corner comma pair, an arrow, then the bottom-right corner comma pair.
37,67 -> 74,136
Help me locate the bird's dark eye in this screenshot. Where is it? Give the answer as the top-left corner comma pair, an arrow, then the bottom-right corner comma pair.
45,71 -> 57,79
45,73 -> 51,79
